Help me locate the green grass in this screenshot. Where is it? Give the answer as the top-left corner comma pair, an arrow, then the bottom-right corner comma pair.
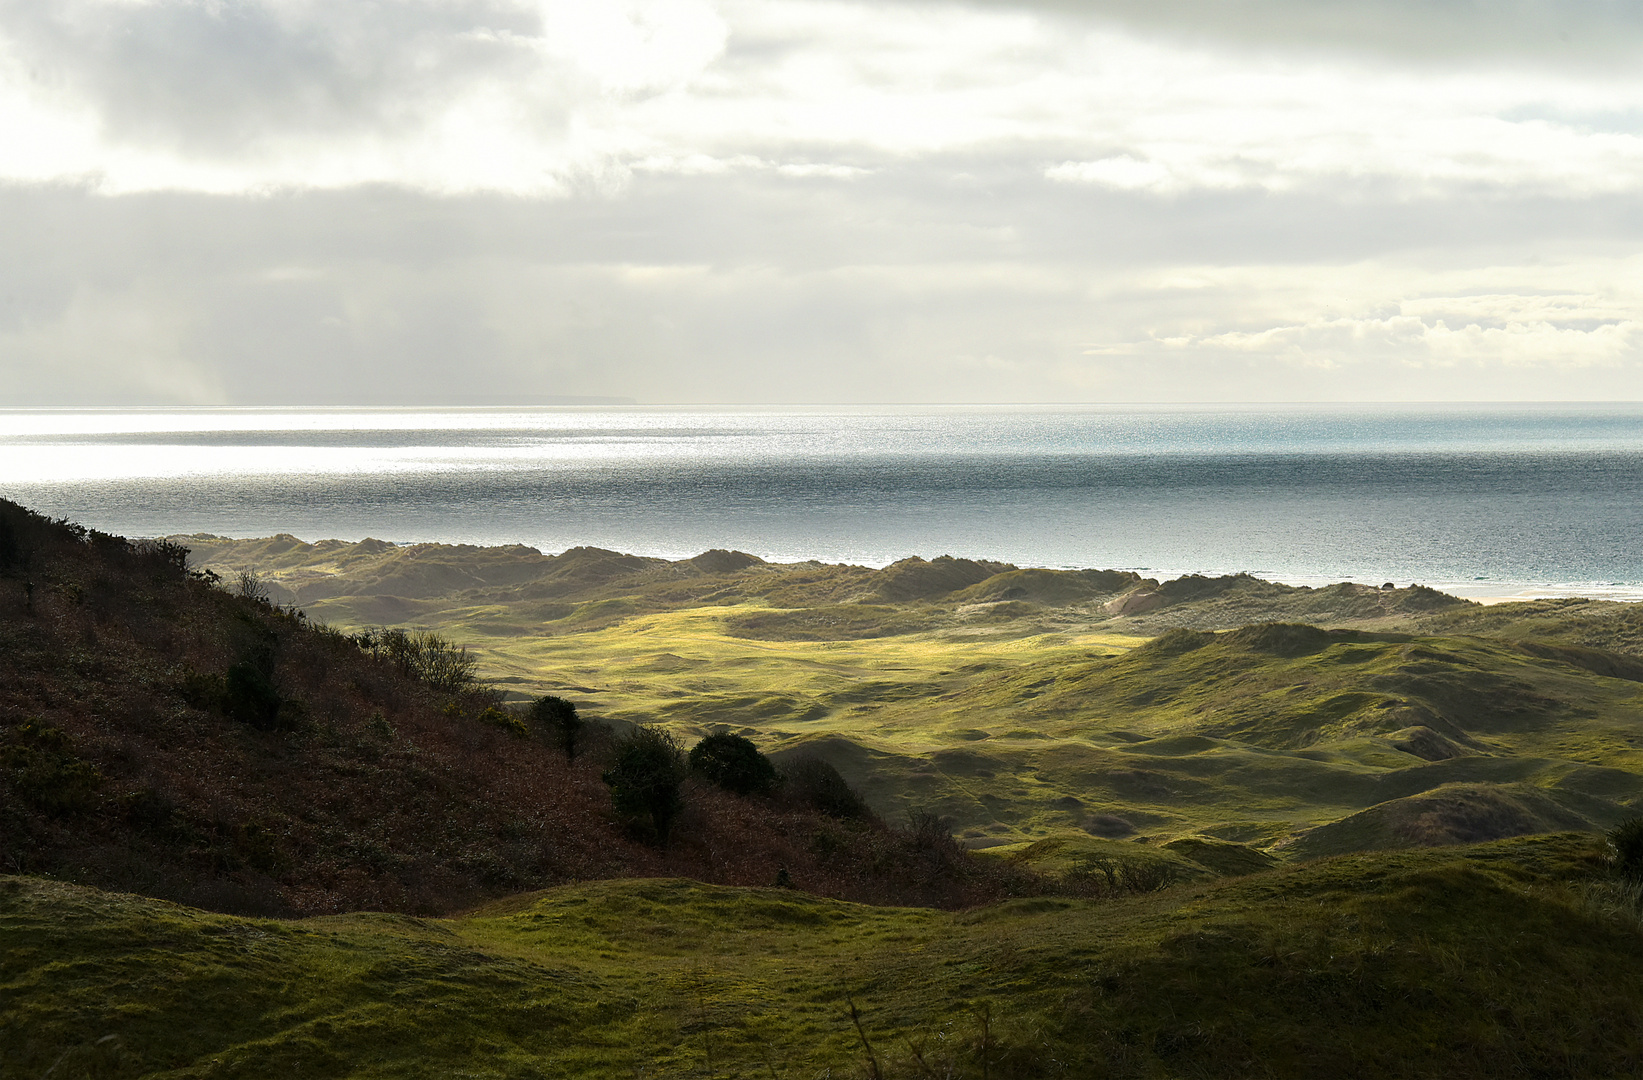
7,834 -> 1643,1078
443,613 -> 1643,854
179,537 -> 1643,856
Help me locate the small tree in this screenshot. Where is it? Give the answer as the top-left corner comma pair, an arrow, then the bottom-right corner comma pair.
234,569 -> 271,605
603,726 -> 686,844
688,733 -> 778,796
528,694 -> 584,759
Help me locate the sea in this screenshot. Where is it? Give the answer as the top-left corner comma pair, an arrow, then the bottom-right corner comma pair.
3,403 -> 1643,601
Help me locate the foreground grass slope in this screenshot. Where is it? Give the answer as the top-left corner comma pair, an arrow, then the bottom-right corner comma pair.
6,835 -> 1640,1079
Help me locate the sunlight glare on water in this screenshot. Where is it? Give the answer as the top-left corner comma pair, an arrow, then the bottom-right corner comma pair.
4,404 -> 1643,599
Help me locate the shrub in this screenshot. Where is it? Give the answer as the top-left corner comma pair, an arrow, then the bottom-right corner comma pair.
179,668 -> 226,711
478,705 -> 528,738
135,538 -> 191,575
234,569 -> 271,605
1069,854 -> 1181,895
688,733 -> 778,796
602,726 -> 686,845
2,721 -> 102,816
528,694 -> 584,759
224,662 -> 283,731
0,516 -> 20,571
1609,817 -> 1643,879
783,755 -> 872,820
354,628 -> 478,693
907,809 -> 957,851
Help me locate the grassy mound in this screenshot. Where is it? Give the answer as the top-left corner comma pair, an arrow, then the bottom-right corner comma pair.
1284,782 -> 1599,859
6,834 -> 1642,1078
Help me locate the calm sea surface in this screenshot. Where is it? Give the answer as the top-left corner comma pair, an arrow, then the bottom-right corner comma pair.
3,404 -> 1642,599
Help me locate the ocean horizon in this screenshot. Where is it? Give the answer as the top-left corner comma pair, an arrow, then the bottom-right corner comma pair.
5,402 -> 1643,602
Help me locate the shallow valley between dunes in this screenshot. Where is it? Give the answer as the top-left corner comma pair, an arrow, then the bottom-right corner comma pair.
6,501 -> 1643,1078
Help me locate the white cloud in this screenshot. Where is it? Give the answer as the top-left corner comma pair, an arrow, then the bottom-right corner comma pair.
2,1 -> 1643,404
5,0 -> 1643,198
1166,314 -> 1641,370
1083,269 -> 1643,375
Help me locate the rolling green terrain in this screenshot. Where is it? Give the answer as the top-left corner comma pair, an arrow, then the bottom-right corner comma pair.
9,513 -> 1643,1078
183,536 -> 1643,858
9,834 -> 1643,1079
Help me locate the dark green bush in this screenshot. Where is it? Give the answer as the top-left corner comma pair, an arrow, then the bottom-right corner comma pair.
2,721 -> 101,816
528,694 -> 584,759
783,755 -> 872,820
688,733 -> 778,796
907,809 -> 957,851
0,516 -> 18,571
602,726 -> 686,845
224,662 -> 283,731
1609,817 -> 1643,879
179,668 -> 226,711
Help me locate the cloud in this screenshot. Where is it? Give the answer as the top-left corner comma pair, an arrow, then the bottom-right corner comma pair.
954,0 -> 1643,71
1159,313 -> 1640,369
0,0 -> 547,149
4,177 -> 1643,407
0,0 -> 729,191
1084,285 -> 1643,374
0,1 -> 1641,405
3,0 -> 1643,201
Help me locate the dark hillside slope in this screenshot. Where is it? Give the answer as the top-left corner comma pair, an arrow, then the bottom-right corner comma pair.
0,501 -> 1031,915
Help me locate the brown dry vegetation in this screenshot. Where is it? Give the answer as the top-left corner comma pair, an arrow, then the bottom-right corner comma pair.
0,500 -> 1066,917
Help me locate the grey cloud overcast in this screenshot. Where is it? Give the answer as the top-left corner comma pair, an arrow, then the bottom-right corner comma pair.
1,0 -> 1641,403
967,0 -> 1643,68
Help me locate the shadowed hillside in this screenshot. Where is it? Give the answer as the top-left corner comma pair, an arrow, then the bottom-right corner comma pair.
0,500 -> 1073,916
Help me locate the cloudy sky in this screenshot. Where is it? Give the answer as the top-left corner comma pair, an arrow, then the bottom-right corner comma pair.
3,0 -> 1643,405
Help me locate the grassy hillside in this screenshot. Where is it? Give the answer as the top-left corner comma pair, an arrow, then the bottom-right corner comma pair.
7,834 -> 1642,1079
0,500 -> 1065,917
12,517 -> 1643,1077
184,537 -> 1643,858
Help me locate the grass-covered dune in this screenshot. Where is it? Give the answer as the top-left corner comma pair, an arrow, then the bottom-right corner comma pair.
7,834 -> 1642,1079
178,533 -> 1477,640
182,535 -> 1643,856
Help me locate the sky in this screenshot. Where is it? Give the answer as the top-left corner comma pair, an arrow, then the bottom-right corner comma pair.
3,0 -> 1643,405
